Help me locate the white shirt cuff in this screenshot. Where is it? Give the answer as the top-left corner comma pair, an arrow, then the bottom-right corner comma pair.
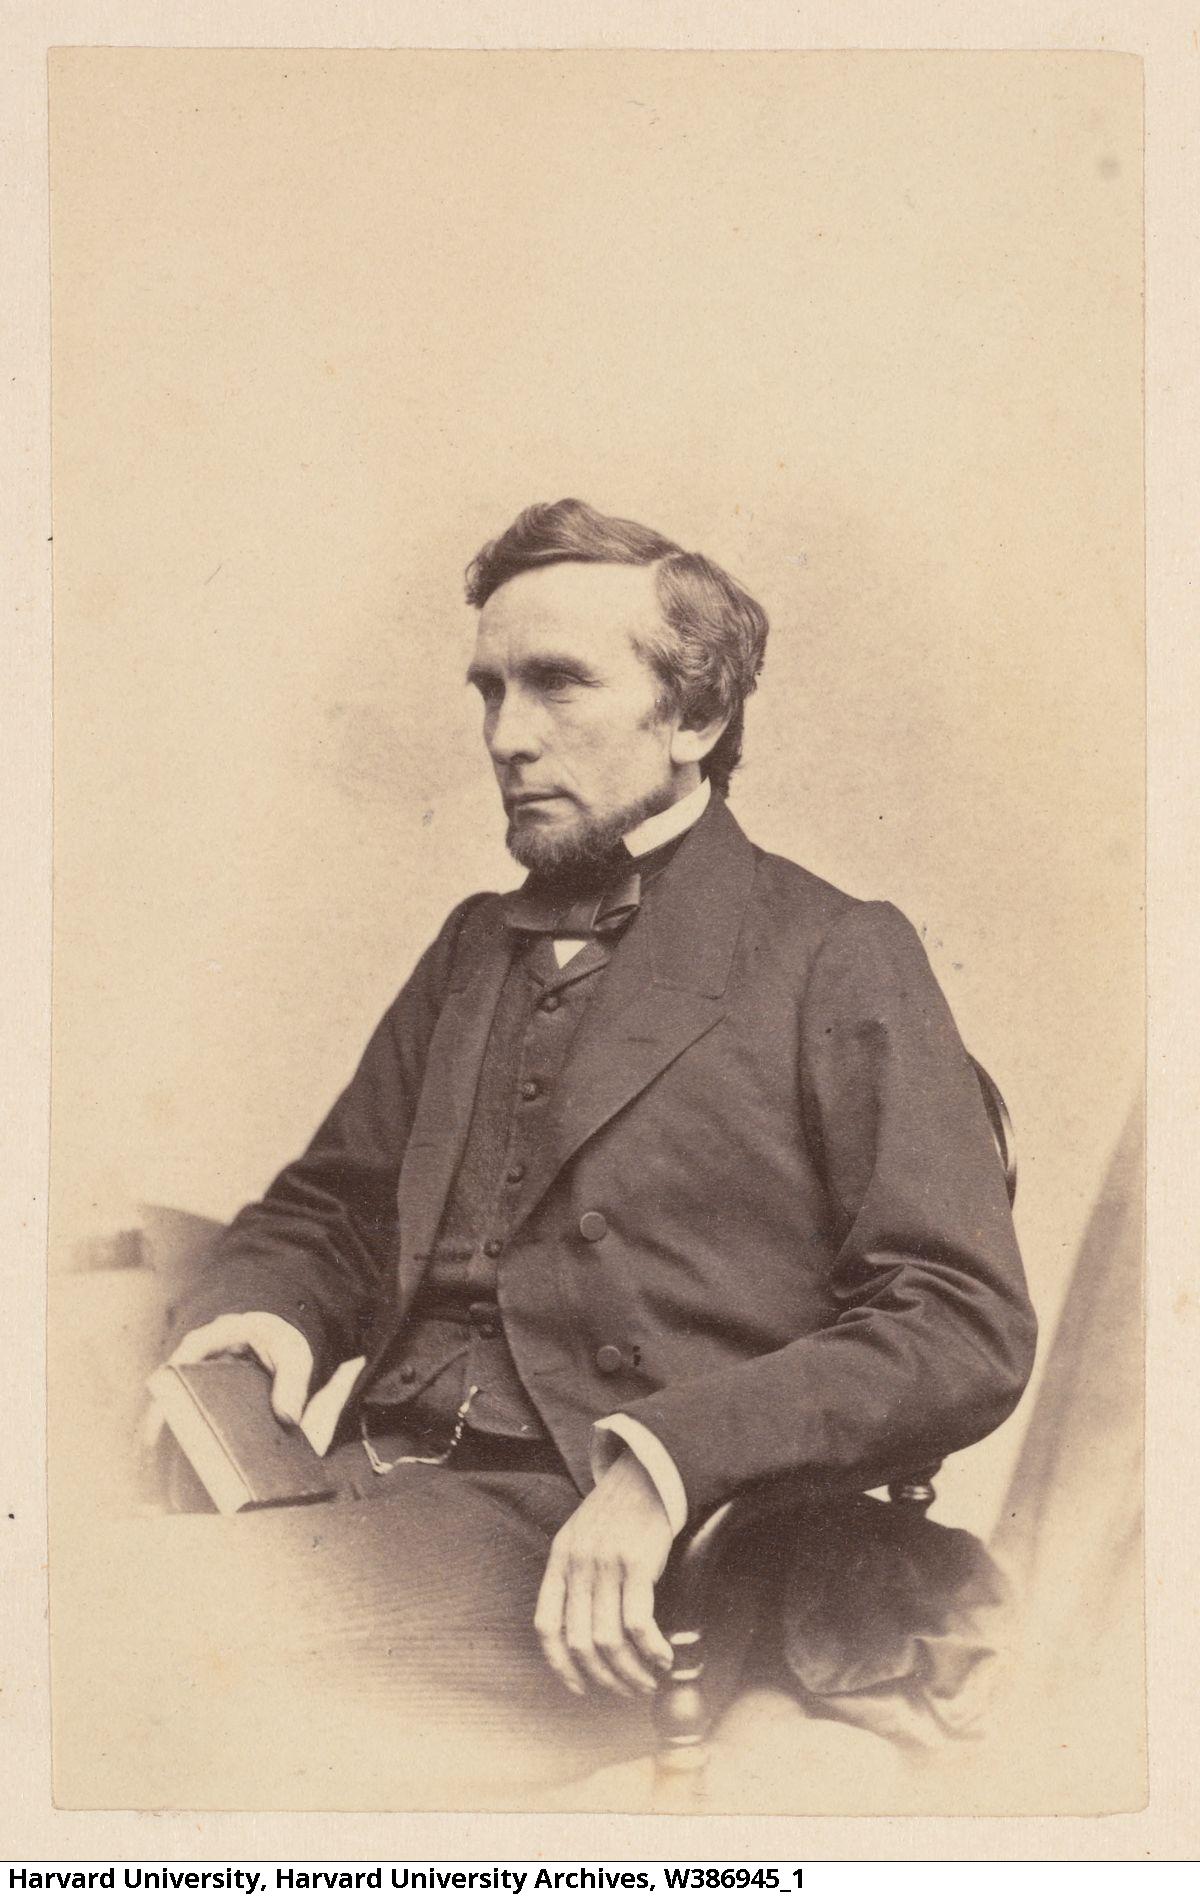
591,1414 -> 689,1538
299,1355 -> 366,1457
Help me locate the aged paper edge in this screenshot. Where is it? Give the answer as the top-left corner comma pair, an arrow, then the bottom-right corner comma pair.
1,0 -> 1194,1865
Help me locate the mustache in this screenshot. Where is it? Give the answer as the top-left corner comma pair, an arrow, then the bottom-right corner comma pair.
502,787 -> 573,808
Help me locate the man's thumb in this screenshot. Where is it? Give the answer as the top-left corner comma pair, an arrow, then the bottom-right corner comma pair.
268,1340 -> 313,1427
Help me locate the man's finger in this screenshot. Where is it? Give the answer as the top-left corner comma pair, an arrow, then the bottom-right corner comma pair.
534,1550 -> 585,1697
262,1335 -> 312,1427
564,1557 -> 632,1698
168,1315 -> 249,1366
621,1568 -> 675,1674
592,1564 -> 658,1695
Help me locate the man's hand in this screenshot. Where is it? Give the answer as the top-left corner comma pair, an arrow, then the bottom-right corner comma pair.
150,1312 -> 314,1431
534,1449 -> 675,1698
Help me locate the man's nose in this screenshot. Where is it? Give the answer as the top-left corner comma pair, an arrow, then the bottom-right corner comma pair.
486,690 -> 541,763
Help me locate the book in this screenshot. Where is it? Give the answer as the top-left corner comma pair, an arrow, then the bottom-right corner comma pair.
147,1359 -> 338,1514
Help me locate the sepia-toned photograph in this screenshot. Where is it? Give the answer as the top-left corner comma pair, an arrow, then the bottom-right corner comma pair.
46,46 -> 1144,1816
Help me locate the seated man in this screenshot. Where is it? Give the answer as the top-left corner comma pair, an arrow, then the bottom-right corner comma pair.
161,498 -> 1036,1796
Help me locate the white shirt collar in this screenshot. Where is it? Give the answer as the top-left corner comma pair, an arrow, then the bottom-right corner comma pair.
550,778 -> 712,965
622,776 -> 712,859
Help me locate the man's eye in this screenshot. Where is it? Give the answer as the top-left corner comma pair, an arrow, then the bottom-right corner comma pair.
541,672 -> 579,695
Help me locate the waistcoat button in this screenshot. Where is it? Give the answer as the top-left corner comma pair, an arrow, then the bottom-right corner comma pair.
505,1163 -> 526,1185
398,1364 -> 416,1385
578,1211 -> 608,1242
468,1301 -> 499,1338
520,1079 -> 540,1101
541,993 -> 561,1013
594,1344 -> 623,1375
482,1237 -> 503,1258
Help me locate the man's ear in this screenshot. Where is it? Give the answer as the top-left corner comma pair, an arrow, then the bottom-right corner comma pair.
669,710 -> 730,769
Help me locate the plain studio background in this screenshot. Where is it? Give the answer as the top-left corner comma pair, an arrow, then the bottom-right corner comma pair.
49,52 -> 1141,1554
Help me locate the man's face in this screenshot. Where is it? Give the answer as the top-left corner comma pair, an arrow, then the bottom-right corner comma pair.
468,561 -> 686,881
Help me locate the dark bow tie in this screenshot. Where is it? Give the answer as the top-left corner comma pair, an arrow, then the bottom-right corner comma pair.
503,866 -> 642,939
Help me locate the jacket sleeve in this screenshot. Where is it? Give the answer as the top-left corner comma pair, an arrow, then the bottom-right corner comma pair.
618,900 -> 1038,1521
165,895 -> 487,1388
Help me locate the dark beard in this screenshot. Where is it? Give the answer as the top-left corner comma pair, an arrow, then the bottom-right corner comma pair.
505,783 -> 680,893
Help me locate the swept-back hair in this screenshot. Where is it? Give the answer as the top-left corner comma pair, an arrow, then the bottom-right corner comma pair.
464,498 -> 769,798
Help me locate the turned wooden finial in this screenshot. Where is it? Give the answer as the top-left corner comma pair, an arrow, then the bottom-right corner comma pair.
887,1468 -> 939,1511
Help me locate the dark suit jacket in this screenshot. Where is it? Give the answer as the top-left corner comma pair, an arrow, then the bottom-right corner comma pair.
175,795 -> 1036,1520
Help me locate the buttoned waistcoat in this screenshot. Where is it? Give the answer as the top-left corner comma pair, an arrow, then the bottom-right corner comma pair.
174,795 -> 1037,1518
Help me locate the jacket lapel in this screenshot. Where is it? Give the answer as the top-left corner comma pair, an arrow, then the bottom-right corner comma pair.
394,901 -> 516,1305
506,796 -> 756,1233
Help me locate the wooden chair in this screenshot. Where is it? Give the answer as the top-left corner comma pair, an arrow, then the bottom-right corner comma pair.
650,1055 -> 1017,1800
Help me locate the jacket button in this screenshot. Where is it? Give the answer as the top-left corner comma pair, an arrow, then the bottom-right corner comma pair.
505,1163 -> 526,1185
540,993 -> 561,1013
578,1211 -> 608,1243
520,1079 -> 540,1101
594,1344 -> 623,1375
398,1364 -> 416,1385
482,1237 -> 503,1258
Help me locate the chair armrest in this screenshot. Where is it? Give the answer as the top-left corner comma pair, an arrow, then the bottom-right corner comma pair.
659,1464 -> 940,1633
652,1465 -> 940,1783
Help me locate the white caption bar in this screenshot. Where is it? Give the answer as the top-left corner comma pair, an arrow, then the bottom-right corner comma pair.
2,1866 -> 1193,1895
